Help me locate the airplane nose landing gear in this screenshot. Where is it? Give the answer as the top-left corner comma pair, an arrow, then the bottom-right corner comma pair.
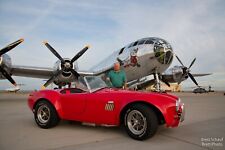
153,71 -> 161,92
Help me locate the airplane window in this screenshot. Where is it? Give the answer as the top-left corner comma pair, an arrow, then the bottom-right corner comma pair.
128,42 -> 134,48
154,43 -> 165,64
154,42 -> 173,65
155,40 -> 165,47
133,41 -> 138,46
145,40 -> 154,44
127,41 -> 138,48
119,47 -> 125,55
138,40 -> 145,45
165,50 -> 173,64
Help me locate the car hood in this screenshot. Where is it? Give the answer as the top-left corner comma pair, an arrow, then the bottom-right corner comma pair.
96,88 -> 178,101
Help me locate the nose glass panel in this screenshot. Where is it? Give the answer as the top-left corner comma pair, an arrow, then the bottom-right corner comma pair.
154,40 -> 173,64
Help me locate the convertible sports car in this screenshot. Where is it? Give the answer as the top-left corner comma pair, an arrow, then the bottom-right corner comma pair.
28,76 -> 185,140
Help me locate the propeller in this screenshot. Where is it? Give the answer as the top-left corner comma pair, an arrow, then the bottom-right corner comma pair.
175,55 -> 198,86
0,39 -> 24,86
160,76 -> 170,87
42,41 -> 90,89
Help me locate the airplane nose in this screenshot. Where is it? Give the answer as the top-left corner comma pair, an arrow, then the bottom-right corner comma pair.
154,40 -> 173,65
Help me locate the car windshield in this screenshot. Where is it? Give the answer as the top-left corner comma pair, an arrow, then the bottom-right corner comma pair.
84,76 -> 108,92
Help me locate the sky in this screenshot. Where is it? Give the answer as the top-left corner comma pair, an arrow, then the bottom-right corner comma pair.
0,0 -> 225,91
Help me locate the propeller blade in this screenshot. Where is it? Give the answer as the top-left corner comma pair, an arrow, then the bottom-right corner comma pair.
43,70 -> 62,88
0,39 -> 24,56
43,41 -> 65,63
188,73 -> 198,86
175,55 -> 185,67
188,58 -> 196,69
71,45 -> 90,63
70,68 -> 80,78
161,76 -> 170,87
0,66 -> 17,86
162,80 -> 170,87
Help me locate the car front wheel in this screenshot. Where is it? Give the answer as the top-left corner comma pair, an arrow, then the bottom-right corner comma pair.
34,100 -> 60,129
124,104 -> 158,140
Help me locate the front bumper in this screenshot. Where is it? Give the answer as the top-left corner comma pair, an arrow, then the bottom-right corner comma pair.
166,99 -> 185,128
178,104 -> 185,122
176,98 -> 185,122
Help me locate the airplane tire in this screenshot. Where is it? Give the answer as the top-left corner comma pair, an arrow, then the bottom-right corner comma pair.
124,104 -> 158,140
34,100 -> 60,129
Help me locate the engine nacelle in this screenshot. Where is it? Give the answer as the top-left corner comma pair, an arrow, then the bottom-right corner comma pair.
52,59 -> 79,86
171,66 -> 188,83
0,54 -> 12,79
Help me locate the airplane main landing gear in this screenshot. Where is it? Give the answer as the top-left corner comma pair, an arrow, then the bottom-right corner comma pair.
153,71 -> 161,92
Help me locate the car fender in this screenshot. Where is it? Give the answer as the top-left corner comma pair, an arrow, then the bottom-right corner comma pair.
118,93 -> 177,127
30,90 -> 64,119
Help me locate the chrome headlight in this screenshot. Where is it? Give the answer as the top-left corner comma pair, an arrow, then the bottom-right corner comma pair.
180,103 -> 185,122
176,98 -> 181,112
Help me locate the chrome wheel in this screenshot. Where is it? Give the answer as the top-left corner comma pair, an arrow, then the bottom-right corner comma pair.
127,110 -> 147,135
37,104 -> 50,124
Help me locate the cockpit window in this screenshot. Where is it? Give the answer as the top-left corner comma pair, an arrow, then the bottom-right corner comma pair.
154,40 -> 173,64
137,40 -> 145,45
128,42 -> 134,48
133,41 -> 138,46
165,51 -> 173,64
128,41 -> 138,48
154,45 -> 165,64
119,47 -> 125,55
145,40 -> 154,44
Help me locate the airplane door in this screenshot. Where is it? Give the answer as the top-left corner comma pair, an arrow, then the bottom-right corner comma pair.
60,89 -> 87,120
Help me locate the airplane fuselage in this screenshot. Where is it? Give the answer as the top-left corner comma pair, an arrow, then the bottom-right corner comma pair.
92,37 -> 174,82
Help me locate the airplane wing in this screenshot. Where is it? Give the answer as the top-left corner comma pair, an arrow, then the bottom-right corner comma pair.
11,65 -> 113,79
11,65 -> 54,79
127,78 -> 156,90
130,72 -> 212,90
192,73 -> 212,77
161,73 -> 211,84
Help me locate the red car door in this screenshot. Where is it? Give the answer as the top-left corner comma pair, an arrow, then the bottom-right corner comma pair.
60,89 -> 87,120
83,91 -> 119,125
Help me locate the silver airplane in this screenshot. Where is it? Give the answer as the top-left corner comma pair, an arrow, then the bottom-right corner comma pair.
0,37 -> 208,91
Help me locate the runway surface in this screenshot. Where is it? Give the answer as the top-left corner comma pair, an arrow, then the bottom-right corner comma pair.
0,92 -> 224,150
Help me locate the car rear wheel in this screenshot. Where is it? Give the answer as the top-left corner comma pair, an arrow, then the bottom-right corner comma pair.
34,100 -> 60,129
124,104 -> 158,140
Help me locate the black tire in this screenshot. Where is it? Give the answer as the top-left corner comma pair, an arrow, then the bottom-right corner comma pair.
34,100 -> 60,129
124,104 -> 158,140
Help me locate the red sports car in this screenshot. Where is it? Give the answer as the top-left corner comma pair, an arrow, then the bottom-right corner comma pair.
28,76 -> 185,140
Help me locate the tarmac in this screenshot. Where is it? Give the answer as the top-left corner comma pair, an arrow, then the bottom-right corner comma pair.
0,92 -> 224,150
